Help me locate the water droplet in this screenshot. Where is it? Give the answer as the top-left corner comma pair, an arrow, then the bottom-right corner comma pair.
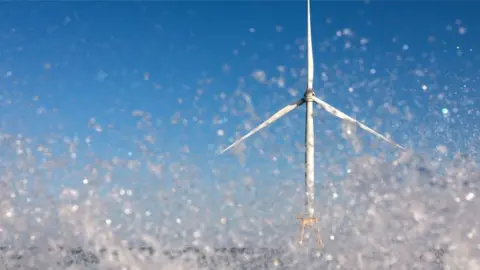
465,192 -> 475,201
342,28 -> 353,36
436,145 -> 448,154
220,217 -> 227,224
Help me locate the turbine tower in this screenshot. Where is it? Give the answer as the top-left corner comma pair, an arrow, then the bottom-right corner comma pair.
218,0 -> 404,248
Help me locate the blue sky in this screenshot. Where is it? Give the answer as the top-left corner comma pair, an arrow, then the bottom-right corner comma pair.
0,1 -> 478,205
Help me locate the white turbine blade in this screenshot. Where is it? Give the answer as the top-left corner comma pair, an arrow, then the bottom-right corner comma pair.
313,96 -> 405,150
219,98 -> 305,154
306,0 -> 314,90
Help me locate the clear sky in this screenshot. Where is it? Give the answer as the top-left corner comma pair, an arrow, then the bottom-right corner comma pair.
0,1 -> 478,212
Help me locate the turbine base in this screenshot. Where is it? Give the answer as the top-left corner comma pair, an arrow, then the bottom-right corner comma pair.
296,215 -> 323,249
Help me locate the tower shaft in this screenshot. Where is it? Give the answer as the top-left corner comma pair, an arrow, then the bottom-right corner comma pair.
304,91 -> 315,217
296,90 -> 323,248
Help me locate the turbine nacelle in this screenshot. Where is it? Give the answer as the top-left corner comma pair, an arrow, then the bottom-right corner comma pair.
304,88 -> 315,102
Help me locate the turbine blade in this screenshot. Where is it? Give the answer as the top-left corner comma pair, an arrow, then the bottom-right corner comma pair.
307,0 -> 314,90
306,0 -> 314,90
313,97 -> 405,150
219,98 -> 305,154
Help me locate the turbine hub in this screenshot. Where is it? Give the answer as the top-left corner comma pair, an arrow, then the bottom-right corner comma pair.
304,88 -> 315,101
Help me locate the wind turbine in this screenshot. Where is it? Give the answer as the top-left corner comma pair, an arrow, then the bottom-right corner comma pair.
218,0 -> 405,248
